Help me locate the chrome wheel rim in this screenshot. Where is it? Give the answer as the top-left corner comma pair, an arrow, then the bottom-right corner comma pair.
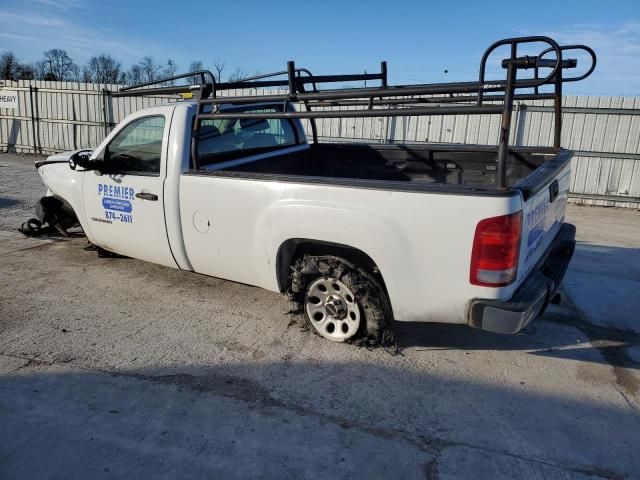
305,277 -> 360,342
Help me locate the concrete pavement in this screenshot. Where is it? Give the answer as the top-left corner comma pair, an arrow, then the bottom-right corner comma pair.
1,153 -> 639,479
563,206 -> 640,334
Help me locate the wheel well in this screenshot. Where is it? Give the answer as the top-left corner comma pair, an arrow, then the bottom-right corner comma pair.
276,238 -> 386,294
37,195 -> 78,222
55,195 -> 79,222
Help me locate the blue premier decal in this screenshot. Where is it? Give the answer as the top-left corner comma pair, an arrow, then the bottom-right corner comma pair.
102,197 -> 132,212
97,183 -> 135,224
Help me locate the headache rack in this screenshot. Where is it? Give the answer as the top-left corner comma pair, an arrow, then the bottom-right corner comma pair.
113,36 -> 596,189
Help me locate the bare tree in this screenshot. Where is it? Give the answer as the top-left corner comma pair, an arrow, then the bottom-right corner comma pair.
82,54 -> 122,84
43,49 -> 78,81
33,60 -> 49,80
15,63 -> 34,80
68,63 -> 80,82
227,66 -> 248,82
81,68 -> 92,83
213,59 -> 226,82
126,64 -> 143,85
162,59 -> 177,85
124,57 -> 160,85
139,56 -> 160,82
188,60 -> 204,84
0,52 -> 35,80
189,60 -> 203,72
0,52 -> 19,80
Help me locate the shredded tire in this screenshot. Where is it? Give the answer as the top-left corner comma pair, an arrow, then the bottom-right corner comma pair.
288,255 -> 394,347
19,196 -> 80,237
19,218 -> 53,237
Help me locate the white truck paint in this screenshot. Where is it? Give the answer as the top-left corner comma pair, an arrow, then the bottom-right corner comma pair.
34,100 -> 576,341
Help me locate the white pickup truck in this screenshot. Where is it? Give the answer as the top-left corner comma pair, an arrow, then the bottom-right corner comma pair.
29,36 -> 595,344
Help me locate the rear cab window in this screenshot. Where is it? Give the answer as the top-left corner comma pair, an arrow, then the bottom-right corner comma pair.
196,105 -> 299,166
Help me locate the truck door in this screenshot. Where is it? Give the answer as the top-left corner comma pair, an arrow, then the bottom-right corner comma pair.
82,111 -> 177,268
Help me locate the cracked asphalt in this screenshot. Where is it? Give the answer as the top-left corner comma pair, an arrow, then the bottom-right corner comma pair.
1,153 -> 639,479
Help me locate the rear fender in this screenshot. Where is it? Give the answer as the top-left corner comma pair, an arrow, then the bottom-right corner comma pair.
259,201 -> 418,320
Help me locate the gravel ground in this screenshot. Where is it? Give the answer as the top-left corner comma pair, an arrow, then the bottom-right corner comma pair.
1,153 -> 639,479
0,154 -> 46,231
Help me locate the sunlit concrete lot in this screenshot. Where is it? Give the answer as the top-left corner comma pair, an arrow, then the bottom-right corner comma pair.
1,154 -> 639,479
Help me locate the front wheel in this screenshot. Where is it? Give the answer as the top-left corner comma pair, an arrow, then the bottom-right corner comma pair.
289,255 -> 393,346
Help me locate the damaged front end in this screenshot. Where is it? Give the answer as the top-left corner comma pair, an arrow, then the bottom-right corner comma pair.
21,150 -> 90,237
19,196 -> 79,237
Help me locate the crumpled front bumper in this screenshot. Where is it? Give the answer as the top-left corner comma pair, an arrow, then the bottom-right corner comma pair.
468,223 -> 576,334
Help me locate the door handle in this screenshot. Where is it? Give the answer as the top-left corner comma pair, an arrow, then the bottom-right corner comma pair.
135,192 -> 158,201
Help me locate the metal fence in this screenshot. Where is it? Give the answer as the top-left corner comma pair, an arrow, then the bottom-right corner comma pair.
1,79 -> 639,208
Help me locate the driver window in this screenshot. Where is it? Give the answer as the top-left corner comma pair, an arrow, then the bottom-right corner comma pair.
106,116 -> 165,175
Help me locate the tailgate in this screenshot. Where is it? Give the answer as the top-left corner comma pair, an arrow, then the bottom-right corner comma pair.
517,153 -> 572,281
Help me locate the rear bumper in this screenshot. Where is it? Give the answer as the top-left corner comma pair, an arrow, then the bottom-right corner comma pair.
468,223 -> 576,334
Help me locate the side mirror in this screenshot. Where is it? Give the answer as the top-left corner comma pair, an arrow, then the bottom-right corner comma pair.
69,150 -> 100,171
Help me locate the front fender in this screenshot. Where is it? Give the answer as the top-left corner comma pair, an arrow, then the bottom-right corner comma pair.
36,160 -> 91,240
35,148 -> 93,169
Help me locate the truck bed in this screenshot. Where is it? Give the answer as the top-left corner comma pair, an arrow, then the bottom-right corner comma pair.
218,143 -> 557,190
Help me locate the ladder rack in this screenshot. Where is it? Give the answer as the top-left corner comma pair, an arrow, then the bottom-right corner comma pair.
112,36 -> 596,189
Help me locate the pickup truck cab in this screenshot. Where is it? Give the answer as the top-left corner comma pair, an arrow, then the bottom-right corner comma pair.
31,36 -> 595,344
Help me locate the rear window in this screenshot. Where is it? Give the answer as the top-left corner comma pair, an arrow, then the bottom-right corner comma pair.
197,106 -> 298,166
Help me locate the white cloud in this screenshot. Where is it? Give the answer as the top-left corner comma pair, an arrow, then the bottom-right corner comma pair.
0,32 -> 37,41
0,6 -> 174,67
0,10 -> 66,28
519,22 -> 640,95
28,0 -> 83,9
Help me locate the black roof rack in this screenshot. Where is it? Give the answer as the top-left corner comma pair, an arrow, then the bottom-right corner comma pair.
112,36 -> 596,188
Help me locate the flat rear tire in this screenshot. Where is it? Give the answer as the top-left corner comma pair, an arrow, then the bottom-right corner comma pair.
289,255 -> 393,346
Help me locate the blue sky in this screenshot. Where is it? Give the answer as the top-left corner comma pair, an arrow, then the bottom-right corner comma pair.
1,0 -> 639,94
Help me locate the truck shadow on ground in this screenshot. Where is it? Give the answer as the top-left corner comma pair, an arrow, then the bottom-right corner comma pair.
1,358 -> 637,479
394,312 -> 640,392
0,197 -> 20,208
394,241 -> 640,385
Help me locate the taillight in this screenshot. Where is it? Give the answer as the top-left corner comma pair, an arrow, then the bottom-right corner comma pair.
470,211 -> 522,287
